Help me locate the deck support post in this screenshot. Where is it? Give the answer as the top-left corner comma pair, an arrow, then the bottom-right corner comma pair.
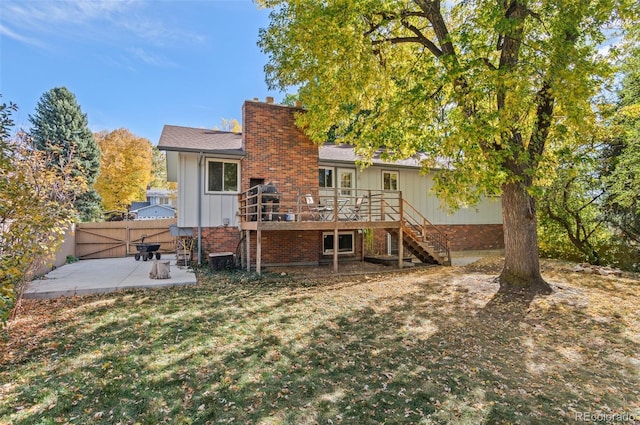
398,225 -> 404,269
333,227 -> 339,273
398,191 -> 404,269
245,230 -> 251,272
256,230 -> 262,275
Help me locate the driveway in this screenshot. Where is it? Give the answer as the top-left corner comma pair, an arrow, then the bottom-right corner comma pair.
25,257 -> 197,299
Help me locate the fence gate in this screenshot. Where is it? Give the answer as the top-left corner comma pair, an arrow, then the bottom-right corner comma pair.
75,219 -> 177,259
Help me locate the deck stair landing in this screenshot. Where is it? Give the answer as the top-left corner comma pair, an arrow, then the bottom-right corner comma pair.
387,200 -> 451,266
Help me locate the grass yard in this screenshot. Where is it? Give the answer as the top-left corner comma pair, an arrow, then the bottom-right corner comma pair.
1,258 -> 639,424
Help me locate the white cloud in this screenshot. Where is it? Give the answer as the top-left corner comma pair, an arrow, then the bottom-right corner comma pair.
126,47 -> 178,68
0,23 -> 46,48
1,0 -> 204,66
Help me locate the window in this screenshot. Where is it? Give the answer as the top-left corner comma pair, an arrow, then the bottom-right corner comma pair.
319,167 -> 334,188
383,170 -> 399,191
206,159 -> 239,193
338,168 -> 354,196
323,231 -> 354,254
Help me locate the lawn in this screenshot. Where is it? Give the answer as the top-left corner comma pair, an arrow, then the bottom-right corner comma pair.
1,258 -> 639,424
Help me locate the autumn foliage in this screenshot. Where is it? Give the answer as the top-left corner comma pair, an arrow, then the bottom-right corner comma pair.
1,100 -> 78,324
94,129 -> 153,212
29,87 -> 102,222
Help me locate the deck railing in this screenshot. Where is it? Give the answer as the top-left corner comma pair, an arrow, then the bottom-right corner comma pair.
401,200 -> 451,262
238,186 -> 403,223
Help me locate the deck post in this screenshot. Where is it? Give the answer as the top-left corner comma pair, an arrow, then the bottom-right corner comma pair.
256,229 -> 262,275
398,191 -> 404,269
333,188 -> 338,222
333,228 -> 339,272
398,225 -> 404,269
246,230 -> 251,272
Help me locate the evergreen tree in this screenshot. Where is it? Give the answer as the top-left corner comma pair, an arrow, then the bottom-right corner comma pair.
29,87 -> 102,221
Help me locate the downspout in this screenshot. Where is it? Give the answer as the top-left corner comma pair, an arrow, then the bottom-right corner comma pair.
197,152 -> 204,266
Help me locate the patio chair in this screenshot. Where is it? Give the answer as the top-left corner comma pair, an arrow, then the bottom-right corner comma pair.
303,194 -> 333,220
347,196 -> 366,220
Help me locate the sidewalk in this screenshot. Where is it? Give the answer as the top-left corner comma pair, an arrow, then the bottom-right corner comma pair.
24,257 -> 197,299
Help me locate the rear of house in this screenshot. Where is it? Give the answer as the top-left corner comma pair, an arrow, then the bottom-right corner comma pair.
158,98 -> 503,270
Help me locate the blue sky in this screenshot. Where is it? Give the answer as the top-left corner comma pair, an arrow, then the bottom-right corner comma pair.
0,0 -> 282,144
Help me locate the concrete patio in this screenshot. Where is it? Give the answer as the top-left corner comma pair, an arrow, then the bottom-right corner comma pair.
24,257 -> 197,299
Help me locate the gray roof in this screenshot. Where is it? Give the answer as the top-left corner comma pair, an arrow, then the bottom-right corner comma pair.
133,204 -> 175,213
158,125 -> 243,155
319,143 -> 430,168
158,125 -> 440,169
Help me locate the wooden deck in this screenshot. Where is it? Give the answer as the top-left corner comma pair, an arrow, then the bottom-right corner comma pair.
241,219 -> 400,231
238,186 -> 450,274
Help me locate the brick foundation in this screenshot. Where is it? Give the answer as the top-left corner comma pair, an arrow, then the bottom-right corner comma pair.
246,230 -> 321,266
371,230 -> 390,255
366,224 -> 504,256
201,227 -> 242,260
200,226 -> 367,268
437,224 -> 504,251
200,224 -> 503,266
200,227 -> 322,267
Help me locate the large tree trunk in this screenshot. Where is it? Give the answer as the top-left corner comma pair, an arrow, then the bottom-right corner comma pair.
499,182 -> 552,294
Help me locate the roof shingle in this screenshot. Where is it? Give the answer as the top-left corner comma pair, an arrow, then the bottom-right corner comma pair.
158,125 -> 442,169
158,125 -> 243,155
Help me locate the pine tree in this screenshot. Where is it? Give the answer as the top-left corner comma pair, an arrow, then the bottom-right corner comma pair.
29,87 -> 102,221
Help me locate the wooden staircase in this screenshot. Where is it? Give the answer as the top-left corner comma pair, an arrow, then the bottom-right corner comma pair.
387,200 -> 451,266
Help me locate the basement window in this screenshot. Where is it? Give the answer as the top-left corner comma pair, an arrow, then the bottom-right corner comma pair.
323,231 -> 354,254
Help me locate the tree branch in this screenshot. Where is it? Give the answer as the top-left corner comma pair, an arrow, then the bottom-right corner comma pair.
527,81 -> 554,169
365,9 -> 443,57
482,58 -> 498,71
399,18 -> 443,57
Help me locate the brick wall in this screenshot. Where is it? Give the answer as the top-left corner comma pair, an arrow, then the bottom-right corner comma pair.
371,230 -> 390,255
247,230 -> 321,265
241,100 -> 318,196
201,227 -> 242,259
437,224 -> 504,251
367,224 -> 504,257
241,100 -> 322,266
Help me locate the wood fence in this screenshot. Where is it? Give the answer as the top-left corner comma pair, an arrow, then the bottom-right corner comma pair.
75,219 -> 177,259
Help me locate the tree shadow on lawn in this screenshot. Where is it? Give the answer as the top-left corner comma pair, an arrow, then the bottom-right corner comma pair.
1,270 -> 638,424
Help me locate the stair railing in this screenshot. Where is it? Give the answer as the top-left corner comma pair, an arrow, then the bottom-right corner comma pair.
401,200 -> 451,264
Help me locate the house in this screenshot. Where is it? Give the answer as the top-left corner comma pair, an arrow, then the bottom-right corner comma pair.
130,201 -> 151,211
146,188 -> 176,207
158,98 -> 503,272
132,204 -> 176,220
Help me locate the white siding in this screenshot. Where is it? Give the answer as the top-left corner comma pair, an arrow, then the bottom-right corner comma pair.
178,153 -> 239,228
166,151 -> 179,182
323,163 -> 502,225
